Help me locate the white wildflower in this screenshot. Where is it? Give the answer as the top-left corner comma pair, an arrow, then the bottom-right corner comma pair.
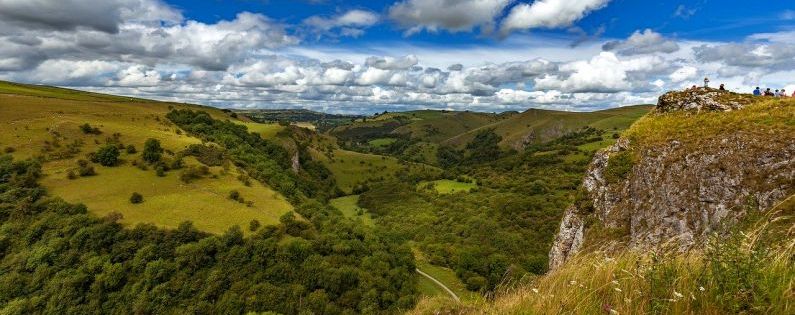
609,309 -> 619,315
624,298 -> 632,303
569,280 -> 577,285
673,291 -> 684,299
699,286 -> 705,292
614,287 -> 622,292
531,288 -> 539,294
690,293 -> 696,300
611,280 -> 620,286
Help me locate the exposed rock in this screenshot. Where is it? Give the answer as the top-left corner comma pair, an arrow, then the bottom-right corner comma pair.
656,88 -> 755,113
549,92 -> 795,270
291,151 -> 300,174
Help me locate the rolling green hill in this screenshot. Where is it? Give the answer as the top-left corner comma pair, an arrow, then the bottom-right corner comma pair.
443,105 -> 653,150
0,81 -> 293,234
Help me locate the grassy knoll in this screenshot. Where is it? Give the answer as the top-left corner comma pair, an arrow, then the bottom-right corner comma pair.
329,194 -> 373,227
241,122 -> 285,140
309,147 -> 437,194
0,84 -> 293,235
419,179 -> 477,194
368,137 -> 397,147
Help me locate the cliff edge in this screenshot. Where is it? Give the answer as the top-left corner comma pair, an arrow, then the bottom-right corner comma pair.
549,89 -> 795,270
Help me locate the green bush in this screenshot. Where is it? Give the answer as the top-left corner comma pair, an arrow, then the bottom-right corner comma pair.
249,219 -> 261,232
94,144 -> 120,166
79,123 -> 101,135
156,165 -> 166,177
142,138 -> 163,163
125,144 -> 137,154
77,159 -> 96,176
129,192 -> 143,204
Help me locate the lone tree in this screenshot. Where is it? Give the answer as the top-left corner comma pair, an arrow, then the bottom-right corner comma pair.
130,192 -> 143,204
95,145 -> 120,166
142,138 -> 163,163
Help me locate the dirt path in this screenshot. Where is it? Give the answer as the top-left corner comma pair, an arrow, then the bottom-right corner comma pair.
416,268 -> 460,302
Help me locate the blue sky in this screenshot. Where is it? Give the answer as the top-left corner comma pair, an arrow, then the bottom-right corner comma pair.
0,0 -> 793,113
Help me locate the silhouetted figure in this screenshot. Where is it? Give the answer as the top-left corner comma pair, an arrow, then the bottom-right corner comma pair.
764,88 -> 774,96
753,87 -> 761,96
719,84 -> 725,91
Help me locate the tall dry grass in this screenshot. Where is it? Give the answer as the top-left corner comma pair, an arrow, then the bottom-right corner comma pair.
410,196 -> 794,314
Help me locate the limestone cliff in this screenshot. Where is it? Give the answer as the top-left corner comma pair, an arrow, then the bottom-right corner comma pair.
549,89 -> 795,270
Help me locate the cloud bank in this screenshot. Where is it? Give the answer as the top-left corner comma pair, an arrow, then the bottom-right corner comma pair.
1,0 -> 794,114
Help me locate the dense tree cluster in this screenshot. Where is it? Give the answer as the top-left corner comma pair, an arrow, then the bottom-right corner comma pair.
0,152 -> 418,314
166,110 -> 335,203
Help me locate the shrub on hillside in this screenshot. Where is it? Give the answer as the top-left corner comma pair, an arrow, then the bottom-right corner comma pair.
126,144 -> 137,154
179,165 -> 209,183
129,192 -> 143,204
183,144 -> 225,166
4,146 -> 15,153
79,123 -> 101,135
249,219 -> 261,232
94,144 -> 120,166
142,138 -> 163,163
76,159 -> 96,176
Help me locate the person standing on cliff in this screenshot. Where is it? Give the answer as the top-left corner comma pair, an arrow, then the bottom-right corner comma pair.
753,87 -> 762,96
704,77 -> 710,88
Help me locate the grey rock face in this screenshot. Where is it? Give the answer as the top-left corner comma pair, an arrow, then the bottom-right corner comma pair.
548,93 -> 794,271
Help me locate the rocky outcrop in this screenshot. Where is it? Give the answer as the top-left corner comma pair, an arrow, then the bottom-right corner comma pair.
656,88 -> 755,113
549,91 -> 795,270
291,151 -> 301,174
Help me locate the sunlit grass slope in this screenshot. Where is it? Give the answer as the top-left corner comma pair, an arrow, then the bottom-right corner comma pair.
0,81 -> 293,234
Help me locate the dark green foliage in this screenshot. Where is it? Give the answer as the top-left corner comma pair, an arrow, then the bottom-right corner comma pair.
183,144 -> 225,166
94,144 -> 120,166
249,219 -> 261,232
464,129 -> 503,164
3,146 -> 14,153
79,123 -> 102,135
179,165 -> 209,183
125,144 -> 137,154
130,192 -> 143,204
0,155 -> 418,314
155,165 -> 165,177
604,150 -> 635,184
67,169 -> 77,179
229,190 -> 242,202
142,138 -> 163,163
436,145 -> 464,168
166,109 -> 336,202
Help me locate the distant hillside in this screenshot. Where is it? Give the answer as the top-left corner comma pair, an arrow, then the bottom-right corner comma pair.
238,108 -> 364,132
329,110 -> 509,144
443,105 -> 653,150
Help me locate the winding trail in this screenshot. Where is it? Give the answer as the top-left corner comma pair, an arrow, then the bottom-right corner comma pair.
416,268 -> 460,302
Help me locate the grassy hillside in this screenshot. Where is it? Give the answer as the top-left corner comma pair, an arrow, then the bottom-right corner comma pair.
444,105 -> 652,150
330,110 -> 507,144
0,81 -> 293,234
